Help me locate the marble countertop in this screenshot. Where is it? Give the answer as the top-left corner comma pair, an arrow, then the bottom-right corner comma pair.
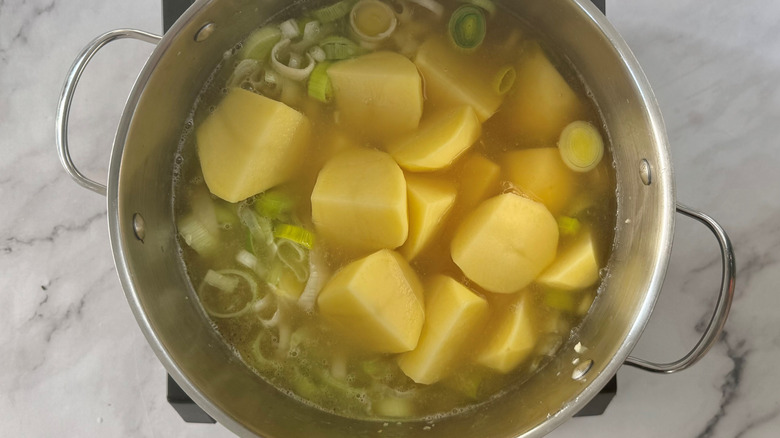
2,0 -> 779,436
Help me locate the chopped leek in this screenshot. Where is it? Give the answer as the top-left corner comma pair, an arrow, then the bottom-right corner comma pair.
492,65 -> 516,95
204,269 -> 239,292
214,201 -> 239,228
280,19 -> 301,39
236,249 -> 258,270
448,5 -> 486,52
227,59 -> 262,88
303,20 -> 322,41
408,0 -> 444,17
557,216 -> 582,237
240,26 -> 282,61
350,0 -> 398,43
298,250 -> 328,311
462,0 -> 496,17
319,36 -> 362,59
308,45 -> 327,62
254,189 -> 295,220
239,206 -> 276,259
275,224 -> 315,249
271,39 -> 316,81
373,396 -> 414,417
444,369 -> 484,400
308,61 -> 333,103
178,215 -> 219,256
277,239 -> 310,282
558,121 -> 605,172
198,269 -> 259,318
311,0 -> 353,23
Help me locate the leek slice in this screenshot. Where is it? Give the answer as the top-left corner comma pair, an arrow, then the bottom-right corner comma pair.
492,65 -> 516,95
408,0 -> 443,17
254,188 -> 295,220
271,39 -> 316,81
319,36 -> 362,59
312,0 -> 353,23
308,61 -> 333,102
240,26 -> 282,61
198,269 -> 259,318
350,0 -> 398,43
448,5 -> 486,52
280,19 -> 300,39
274,224 -> 315,249
558,121 -> 604,172
177,215 -> 218,256
557,216 -> 582,237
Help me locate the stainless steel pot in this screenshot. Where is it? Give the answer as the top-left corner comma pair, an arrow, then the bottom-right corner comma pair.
55,0 -> 736,436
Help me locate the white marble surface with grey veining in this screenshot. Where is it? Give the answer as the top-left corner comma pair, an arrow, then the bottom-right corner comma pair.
1,0 -> 779,436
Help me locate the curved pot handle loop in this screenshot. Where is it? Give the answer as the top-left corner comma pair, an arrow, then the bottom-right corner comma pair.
56,29 -> 162,196
625,203 -> 736,373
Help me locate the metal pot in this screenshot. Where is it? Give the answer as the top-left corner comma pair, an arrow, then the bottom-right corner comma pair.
56,0 -> 736,436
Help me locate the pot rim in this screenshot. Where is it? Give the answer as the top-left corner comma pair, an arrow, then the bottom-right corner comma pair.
106,0 -> 675,436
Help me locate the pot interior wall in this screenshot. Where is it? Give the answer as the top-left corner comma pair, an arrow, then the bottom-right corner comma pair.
110,0 -> 674,436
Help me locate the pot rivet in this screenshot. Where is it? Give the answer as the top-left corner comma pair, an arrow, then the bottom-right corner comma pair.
194,22 -> 216,42
132,213 -> 146,243
639,159 -> 652,185
572,359 -> 593,380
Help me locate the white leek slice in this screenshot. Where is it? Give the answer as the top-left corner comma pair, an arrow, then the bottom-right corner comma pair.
271,39 -> 316,81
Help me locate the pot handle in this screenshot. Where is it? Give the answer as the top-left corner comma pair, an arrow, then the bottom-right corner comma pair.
56,29 -> 162,196
625,203 -> 736,373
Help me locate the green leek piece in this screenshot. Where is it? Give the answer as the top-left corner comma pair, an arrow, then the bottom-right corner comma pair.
319,35 -> 362,59
448,5 -> 486,51
240,26 -> 282,61
462,0 -> 496,16
274,224 -> 315,249
558,121 -> 605,172
543,288 -> 580,313
557,216 -> 582,237
178,215 -> 219,256
254,189 -> 295,220
492,65 -> 516,95
373,396 -> 414,418
350,0 -> 397,41
312,0 -> 354,23
361,357 -> 397,381
444,369 -> 484,400
308,61 -> 333,102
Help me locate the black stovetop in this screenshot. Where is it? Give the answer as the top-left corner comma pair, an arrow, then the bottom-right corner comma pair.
161,0 -> 615,426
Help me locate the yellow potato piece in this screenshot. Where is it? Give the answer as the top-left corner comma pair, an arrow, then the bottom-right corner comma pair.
387,105 -> 481,171
311,148 -> 408,253
398,275 -> 489,384
477,292 -> 537,373
457,153 -> 501,213
196,88 -> 311,202
399,174 -> 457,261
537,229 -> 601,290
499,42 -> 584,145
328,51 -> 423,140
503,147 -> 578,215
317,250 -> 425,353
451,193 -> 558,294
414,37 -> 504,122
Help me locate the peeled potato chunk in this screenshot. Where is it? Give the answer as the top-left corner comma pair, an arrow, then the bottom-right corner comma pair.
503,147 -> 578,215
414,37 -> 503,122
317,250 -> 425,353
451,193 -> 558,294
456,153 -> 501,213
500,42 -> 584,145
400,174 -> 457,260
311,148 -> 408,253
328,51 -> 423,140
537,229 -> 601,290
477,292 -> 537,373
196,88 -> 311,202
387,105 -> 481,171
398,275 -> 489,384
